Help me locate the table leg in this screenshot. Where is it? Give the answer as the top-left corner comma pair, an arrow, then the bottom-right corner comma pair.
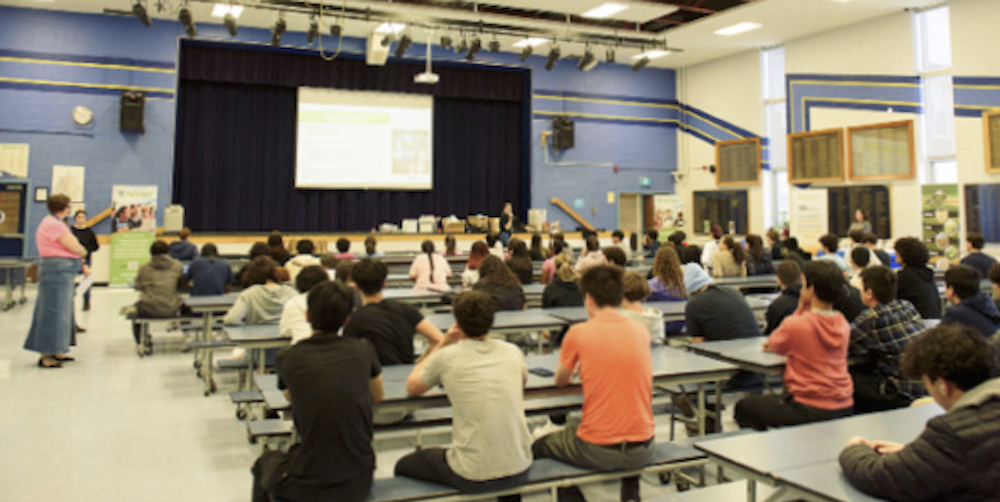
696,383 -> 706,436
202,312 -> 215,396
746,478 -> 757,502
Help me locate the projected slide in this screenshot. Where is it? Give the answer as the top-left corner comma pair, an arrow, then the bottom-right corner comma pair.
296,88 -> 433,190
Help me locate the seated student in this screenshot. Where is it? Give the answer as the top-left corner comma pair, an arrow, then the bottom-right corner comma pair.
279,265 -> 330,345
765,261 -> 803,335
712,235 -> 748,278
766,228 -> 785,260
184,243 -> 233,296
862,232 -> 891,267
960,232 -> 997,278
361,235 -> 384,259
734,261 -> 854,431
847,246 -> 870,291
473,256 -> 525,312
839,324 -> 1000,501
168,227 -> 198,261
680,244 -> 701,265
529,232 -> 549,261
542,253 -> 583,308
745,234 -> 773,276
223,256 -> 297,326
895,237 -> 942,319
683,263 -> 761,343
251,281 -> 384,502
782,237 -> 812,269
132,240 -> 187,347
285,239 -> 321,283
850,230 -> 882,266
396,291 -> 532,501
462,241 -> 489,288
991,263 -> 1000,313
409,240 -> 452,291
485,233 -> 505,257
506,239 -> 535,285
236,242 -> 269,287
343,258 -> 444,365
642,229 -> 660,259
700,225 -> 723,271
442,234 -> 460,257
575,235 -> 606,274
532,265 -> 654,502
621,271 -> 666,345
817,233 -> 850,275
849,265 -> 926,413
334,237 -> 357,260
601,246 -> 627,268
667,230 -> 686,250
335,258 -> 362,312
942,265 -> 1000,337
647,246 -> 686,335
610,229 -> 630,256
319,252 -> 338,280
266,231 -> 291,265
540,239 -> 567,285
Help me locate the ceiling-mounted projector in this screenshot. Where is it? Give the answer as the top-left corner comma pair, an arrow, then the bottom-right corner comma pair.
414,72 -> 440,84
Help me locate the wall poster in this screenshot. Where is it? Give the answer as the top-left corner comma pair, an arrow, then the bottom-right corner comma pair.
109,185 -> 157,287
922,184 -> 960,270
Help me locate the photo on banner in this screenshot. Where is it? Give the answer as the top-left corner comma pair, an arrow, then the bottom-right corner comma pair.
922,184 -> 960,270
109,185 -> 157,287
653,194 -> 684,238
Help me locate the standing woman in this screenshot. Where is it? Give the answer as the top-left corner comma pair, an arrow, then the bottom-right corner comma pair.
71,210 -> 99,311
24,194 -> 88,368
849,208 -> 872,235
498,202 -> 514,248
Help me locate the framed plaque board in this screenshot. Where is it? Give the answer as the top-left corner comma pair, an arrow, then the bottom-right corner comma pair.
693,190 -> 748,235
788,128 -> 844,183
848,120 -> 915,181
983,110 -> 1000,174
715,138 -> 761,186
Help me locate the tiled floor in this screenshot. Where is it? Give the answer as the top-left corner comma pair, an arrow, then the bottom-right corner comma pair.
0,286 -> 740,502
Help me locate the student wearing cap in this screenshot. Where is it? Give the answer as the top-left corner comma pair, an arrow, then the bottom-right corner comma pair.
683,263 -> 760,343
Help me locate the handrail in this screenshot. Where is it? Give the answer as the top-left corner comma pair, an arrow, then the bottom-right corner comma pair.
549,198 -> 595,232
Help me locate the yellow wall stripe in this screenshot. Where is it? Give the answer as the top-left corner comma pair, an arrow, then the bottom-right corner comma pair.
0,55 -> 174,74
0,76 -> 173,94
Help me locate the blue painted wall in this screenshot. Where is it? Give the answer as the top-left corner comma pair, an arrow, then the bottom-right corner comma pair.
0,5 -> 679,252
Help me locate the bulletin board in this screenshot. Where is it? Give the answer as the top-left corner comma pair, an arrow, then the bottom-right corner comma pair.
715,138 -> 761,186
788,128 -> 844,183
848,120 -> 915,181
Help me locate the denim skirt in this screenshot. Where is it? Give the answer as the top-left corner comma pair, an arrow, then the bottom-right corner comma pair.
23,257 -> 79,355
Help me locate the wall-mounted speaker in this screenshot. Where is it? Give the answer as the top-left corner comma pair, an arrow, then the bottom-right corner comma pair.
552,116 -> 574,150
120,90 -> 146,133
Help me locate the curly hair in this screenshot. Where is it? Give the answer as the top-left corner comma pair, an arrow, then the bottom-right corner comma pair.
652,246 -> 685,297
901,324 -> 997,391
478,255 -> 521,288
894,237 -> 929,268
244,255 -> 280,286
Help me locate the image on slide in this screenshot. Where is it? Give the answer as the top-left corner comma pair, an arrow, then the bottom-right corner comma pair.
393,130 -> 430,175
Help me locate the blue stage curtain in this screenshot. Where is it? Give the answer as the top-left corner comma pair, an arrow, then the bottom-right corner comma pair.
173,41 -> 528,233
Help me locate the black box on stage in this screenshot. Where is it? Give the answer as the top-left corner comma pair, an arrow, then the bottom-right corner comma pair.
120,91 -> 146,132
552,116 -> 574,150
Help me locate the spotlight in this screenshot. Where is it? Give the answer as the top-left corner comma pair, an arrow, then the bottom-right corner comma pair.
440,35 -> 453,49
224,12 -> 238,36
381,35 -> 392,48
631,56 -> 650,72
544,47 -> 560,70
307,16 -> 319,44
394,34 -> 412,57
578,48 -> 597,71
466,36 -> 481,60
605,47 -> 616,63
178,7 -> 196,37
271,17 -> 286,46
330,24 -> 341,37
456,36 -> 468,54
132,2 -> 152,27
489,39 -> 500,52
519,45 -> 532,62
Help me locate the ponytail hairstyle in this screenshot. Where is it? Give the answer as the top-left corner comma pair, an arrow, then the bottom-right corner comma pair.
421,240 -> 436,276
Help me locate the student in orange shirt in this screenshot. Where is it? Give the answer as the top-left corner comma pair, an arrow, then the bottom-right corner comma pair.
532,265 -> 654,502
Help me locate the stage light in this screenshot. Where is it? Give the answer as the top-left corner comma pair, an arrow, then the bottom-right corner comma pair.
466,36 -> 481,60
519,45 -> 532,61
456,37 -> 468,54
605,47 -> 616,63
631,56 -> 650,72
545,46 -> 560,70
330,24 -> 341,37
394,34 -> 412,57
307,16 -> 319,44
133,2 -> 152,27
440,35 -> 453,49
178,7 -> 196,37
489,38 -> 500,52
224,12 -> 238,36
578,47 -> 597,71
271,16 -> 286,46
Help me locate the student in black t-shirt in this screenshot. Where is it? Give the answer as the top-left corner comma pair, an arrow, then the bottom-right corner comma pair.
251,281 -> 384,502
343,259 -> 445,365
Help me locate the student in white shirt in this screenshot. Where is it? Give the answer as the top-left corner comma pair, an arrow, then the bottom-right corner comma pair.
280,265 -> 331,344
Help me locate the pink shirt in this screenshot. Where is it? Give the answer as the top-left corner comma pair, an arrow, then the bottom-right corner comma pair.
768,304 -> 853,410
409,253 -> 452,290
36,215 -> 80,258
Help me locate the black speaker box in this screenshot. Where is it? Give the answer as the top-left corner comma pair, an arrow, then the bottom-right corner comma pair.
552,116 -> 574,150
120,91 -> 146,132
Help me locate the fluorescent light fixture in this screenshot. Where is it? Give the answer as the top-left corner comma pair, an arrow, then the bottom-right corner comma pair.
632,49 -> 670,60
513,37 -> 548,48
211,4 -> 243,18
713,22 -> 762,36
581,2 -> 628,19
375,22 -> 407,34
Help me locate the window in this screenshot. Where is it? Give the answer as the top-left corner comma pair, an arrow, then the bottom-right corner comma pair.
913,5 -> 956,183
761,46 -> 787,230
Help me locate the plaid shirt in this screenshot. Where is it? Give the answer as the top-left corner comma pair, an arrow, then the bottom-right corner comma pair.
850,299 -> 926,398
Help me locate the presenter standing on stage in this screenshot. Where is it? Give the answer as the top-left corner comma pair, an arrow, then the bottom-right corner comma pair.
499,202 -> 514,248
24,194 -> 88,368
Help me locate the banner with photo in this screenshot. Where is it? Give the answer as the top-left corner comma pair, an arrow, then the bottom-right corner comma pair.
109,185 -> 157,287
921,184 -> 961,270
652,194 -> 684,238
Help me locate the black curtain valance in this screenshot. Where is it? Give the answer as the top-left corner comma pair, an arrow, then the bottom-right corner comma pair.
178,41 -> 526,102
